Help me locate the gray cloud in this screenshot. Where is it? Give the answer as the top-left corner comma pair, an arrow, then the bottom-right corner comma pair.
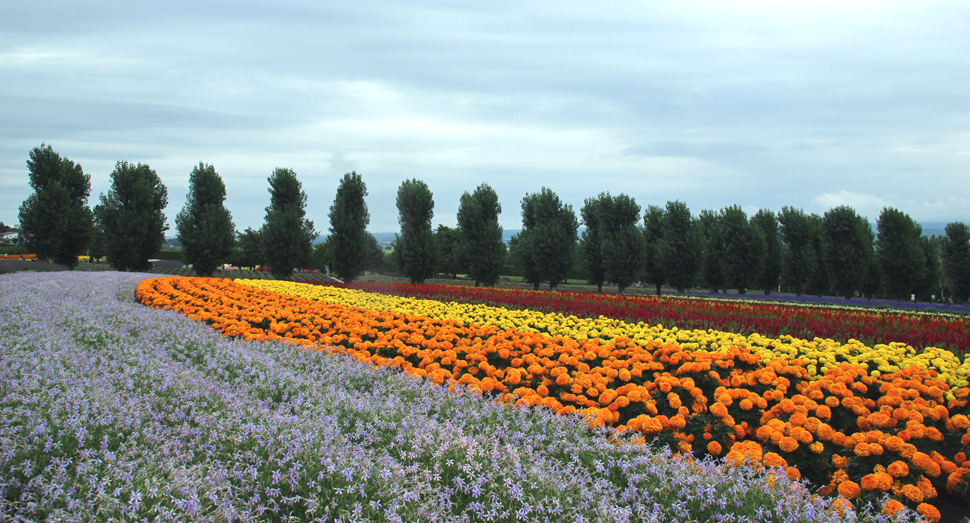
2,0 -> 968,234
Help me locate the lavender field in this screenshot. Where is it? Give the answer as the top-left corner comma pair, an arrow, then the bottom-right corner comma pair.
0,272 -> 919,522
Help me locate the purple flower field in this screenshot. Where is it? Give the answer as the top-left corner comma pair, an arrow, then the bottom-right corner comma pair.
0,272 -> 920,522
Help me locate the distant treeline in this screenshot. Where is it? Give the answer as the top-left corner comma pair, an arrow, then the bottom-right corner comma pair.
13,144 -> 970,303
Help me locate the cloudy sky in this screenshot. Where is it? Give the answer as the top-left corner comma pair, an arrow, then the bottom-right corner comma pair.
2,0 -> 968,235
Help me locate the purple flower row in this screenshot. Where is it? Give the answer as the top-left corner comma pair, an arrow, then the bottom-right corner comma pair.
0,272 -> 917,522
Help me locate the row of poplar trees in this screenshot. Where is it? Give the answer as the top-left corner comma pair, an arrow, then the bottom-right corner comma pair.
15,144 -> 970,303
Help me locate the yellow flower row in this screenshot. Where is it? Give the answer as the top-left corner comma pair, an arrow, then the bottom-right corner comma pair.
236,280 -> 970,391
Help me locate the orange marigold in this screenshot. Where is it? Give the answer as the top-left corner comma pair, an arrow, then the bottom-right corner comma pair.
881,499 -> 905,516
778,436 -> 799,453
888,461 -> 910,478
916,503 -> 942,522
837,480 -> 861,499
901,484 -> 924,503
707,441 -> 722,456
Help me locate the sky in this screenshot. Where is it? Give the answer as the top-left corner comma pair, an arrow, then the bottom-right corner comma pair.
2,0 -> 968,235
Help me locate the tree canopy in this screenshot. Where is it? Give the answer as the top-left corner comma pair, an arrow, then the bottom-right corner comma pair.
579,197 -> 607,292
94,161 -> 168,272
642,205 -> 665,296
718,205 -> 764,294
876,207 -> 925,300
261,168 -> 317,280
820,205 -> 872,299
457,184 -> 505,287
18,144 -> 93,268
328,171 -> 370,282
752,209 -> 782,295
593,193 -> 645,293
175,163 -> 236,277
660,200 -> 701,292
512,187 -> 578,291
394,179 -> 438,284
941,222 -> 970,303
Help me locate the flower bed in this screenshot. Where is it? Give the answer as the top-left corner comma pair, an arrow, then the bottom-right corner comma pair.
297,280 -> 970,356
2,272 -> 908,522
137,277 -> 970,521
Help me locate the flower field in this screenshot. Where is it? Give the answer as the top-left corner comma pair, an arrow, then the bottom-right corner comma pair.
0,273 -> 917,523
132,276 -> 970,522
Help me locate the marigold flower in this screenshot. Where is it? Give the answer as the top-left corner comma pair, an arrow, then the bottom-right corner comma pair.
881,499 -> 905,516
707,441 -> 722,456
837,480 -> 861,499
901,484 -> 924,503
888,460 -> 910,478
916,503 -> 942,522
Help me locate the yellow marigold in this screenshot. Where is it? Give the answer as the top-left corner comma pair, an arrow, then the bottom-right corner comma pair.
838,480 -> 861,499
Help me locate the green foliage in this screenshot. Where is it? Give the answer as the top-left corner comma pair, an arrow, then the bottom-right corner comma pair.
512,188 -> 578,291
233,227 -> 264,269
820,206 -> 873,299
18,144 -> 94,268
718,205 -> 765,294
261,168 -> 317,280
660,201 -> 702,292
329,171 -> 370,282
175,163 -> 236,277
457,183 -> 505,287
579,198 -> 606,292
942,221 -> 970,303
918,235 -> 941,302
642,205 -> 665,295
434,225 -> 463,278
594,193 -> 645,293
698,209 -> 725,292
310,240 -> 333,273
876,207 -> 925,301
751,209 -> 781,295
394,179 -> 438,284
779,207 -> 822,295
94,161 -> 168,272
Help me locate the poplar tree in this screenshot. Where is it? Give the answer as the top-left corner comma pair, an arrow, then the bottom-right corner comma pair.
779,207 -> 820,295
875,207 -> 925,300
752,209 -> 782,295
698,209 -> 725,293
175,163 -> 236,276
457,183 -> 505,287
590,193 -> 644,293
18,144 -> 93,268
719,205 -> 764,294
94,161 -> 168,272
261,168 -> 317,279
820,205 -> 872,299
328,171 -> 370,282
941,222 -> 970,303
660,200 -> 702,292
579,198 -> 607,292
394,179 -> 437,284
642,205 -> 665,295
512,187 -> 578,291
